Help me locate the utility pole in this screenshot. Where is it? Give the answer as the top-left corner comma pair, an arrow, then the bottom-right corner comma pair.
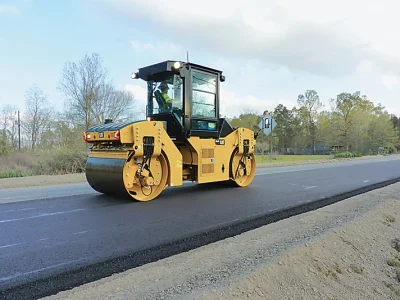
18,110 -> 20,151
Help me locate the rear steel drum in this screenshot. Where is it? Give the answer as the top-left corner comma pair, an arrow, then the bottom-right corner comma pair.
85,157 -> 127,197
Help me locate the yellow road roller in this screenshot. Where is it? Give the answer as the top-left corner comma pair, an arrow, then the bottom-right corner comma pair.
83,60 -> 257,201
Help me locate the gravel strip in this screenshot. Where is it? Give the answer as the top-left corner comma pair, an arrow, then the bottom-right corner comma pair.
0,173 -> 87,190
42,182 -> 400,300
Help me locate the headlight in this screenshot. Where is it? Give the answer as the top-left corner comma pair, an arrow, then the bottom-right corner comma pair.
173,61 -> 181,69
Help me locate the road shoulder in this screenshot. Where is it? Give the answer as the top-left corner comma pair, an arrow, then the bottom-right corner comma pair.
0,173 -> 87,190
42,182 -> 400,300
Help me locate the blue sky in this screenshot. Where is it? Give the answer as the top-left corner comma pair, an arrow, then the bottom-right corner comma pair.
1,0 -> 399,119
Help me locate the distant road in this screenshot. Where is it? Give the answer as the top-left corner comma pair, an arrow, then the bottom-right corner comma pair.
1,155 -> 400,300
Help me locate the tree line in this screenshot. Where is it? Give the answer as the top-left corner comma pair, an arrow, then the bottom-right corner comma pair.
0,53 -> 138,154
1,52 -> 399,156
230,90 -> 400,155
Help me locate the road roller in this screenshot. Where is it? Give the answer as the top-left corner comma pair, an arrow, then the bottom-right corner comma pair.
83,60 -> 257,201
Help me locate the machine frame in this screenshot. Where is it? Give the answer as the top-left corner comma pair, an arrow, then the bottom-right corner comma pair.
83,60 -> 257,201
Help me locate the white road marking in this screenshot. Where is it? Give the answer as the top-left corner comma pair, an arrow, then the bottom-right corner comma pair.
303,186 -> 317,190
0,208 -> 87,223
0,243 -> 20,249
2,207 -> 36,213
363,180 -> 370,183
73,230 -> 91,235
0,258 -> 85,282
256,168 -> 310,176
39,238 -> 48,241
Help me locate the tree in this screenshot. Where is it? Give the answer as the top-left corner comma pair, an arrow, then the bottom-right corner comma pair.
272,104 -> 298,152
330,91 -> 362,151
230,109 -> 264,153
366,112 -> 398,154
297,90 -> 323,154
391,114 -> 400,129
91,85 -> 136,124
1,104 -> 19,150
230,109 -> 261,132
316,110 -> 336,147
22,85 -> 53,149
390,114 -> 400,150
58,52 -> 136,129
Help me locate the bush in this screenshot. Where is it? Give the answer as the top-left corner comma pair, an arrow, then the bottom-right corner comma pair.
0,138 -> 9,156
387,145 -> 397,154
34,147 -> 89,175
333,151 -> 362,159
0,146 -> 89,178
0,151 -> 37,173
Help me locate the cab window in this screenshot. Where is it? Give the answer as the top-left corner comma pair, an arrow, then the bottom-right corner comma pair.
191,70 -> 217,118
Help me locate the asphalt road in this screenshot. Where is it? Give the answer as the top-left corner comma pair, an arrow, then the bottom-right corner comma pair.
1,156 -> 400,299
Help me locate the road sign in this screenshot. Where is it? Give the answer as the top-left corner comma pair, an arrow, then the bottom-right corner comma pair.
258,113 -> 276,136
258,112 -> 277,163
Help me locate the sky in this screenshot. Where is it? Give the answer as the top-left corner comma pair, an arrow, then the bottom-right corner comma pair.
0,0 -> 399,119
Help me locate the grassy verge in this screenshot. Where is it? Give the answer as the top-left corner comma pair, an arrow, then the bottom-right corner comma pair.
0,146 -> 88,179
255,154 -> 332,163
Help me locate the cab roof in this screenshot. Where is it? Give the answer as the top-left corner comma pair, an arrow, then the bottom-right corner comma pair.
136,60 -> 223,81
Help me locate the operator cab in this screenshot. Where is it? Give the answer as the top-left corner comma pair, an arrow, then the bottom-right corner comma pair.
131,60 -> 234,141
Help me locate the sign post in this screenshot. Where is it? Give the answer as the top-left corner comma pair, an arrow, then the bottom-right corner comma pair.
262,127 -> 264,163
270,118 -> 273,161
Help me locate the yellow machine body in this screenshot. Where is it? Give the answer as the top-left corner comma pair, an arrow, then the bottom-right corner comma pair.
83,60 -> 257,201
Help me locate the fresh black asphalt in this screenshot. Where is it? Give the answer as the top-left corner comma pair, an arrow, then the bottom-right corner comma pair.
0,156 -> 400,299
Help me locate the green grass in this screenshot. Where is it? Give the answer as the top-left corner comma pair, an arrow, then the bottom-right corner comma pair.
0,170 -> 33,179
255,154 -> 333,163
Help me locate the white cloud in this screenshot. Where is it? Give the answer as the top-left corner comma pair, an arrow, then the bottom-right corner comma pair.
124,83 -> 147,104
97,0 -> 400,78
0,5 -> 20,15
131,41 -> 182,56
87,0 -> 400,116
220,88 -> 296,118
130,40 -> 187,65
381,75 -> 399,90
122,84 -> 148,118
